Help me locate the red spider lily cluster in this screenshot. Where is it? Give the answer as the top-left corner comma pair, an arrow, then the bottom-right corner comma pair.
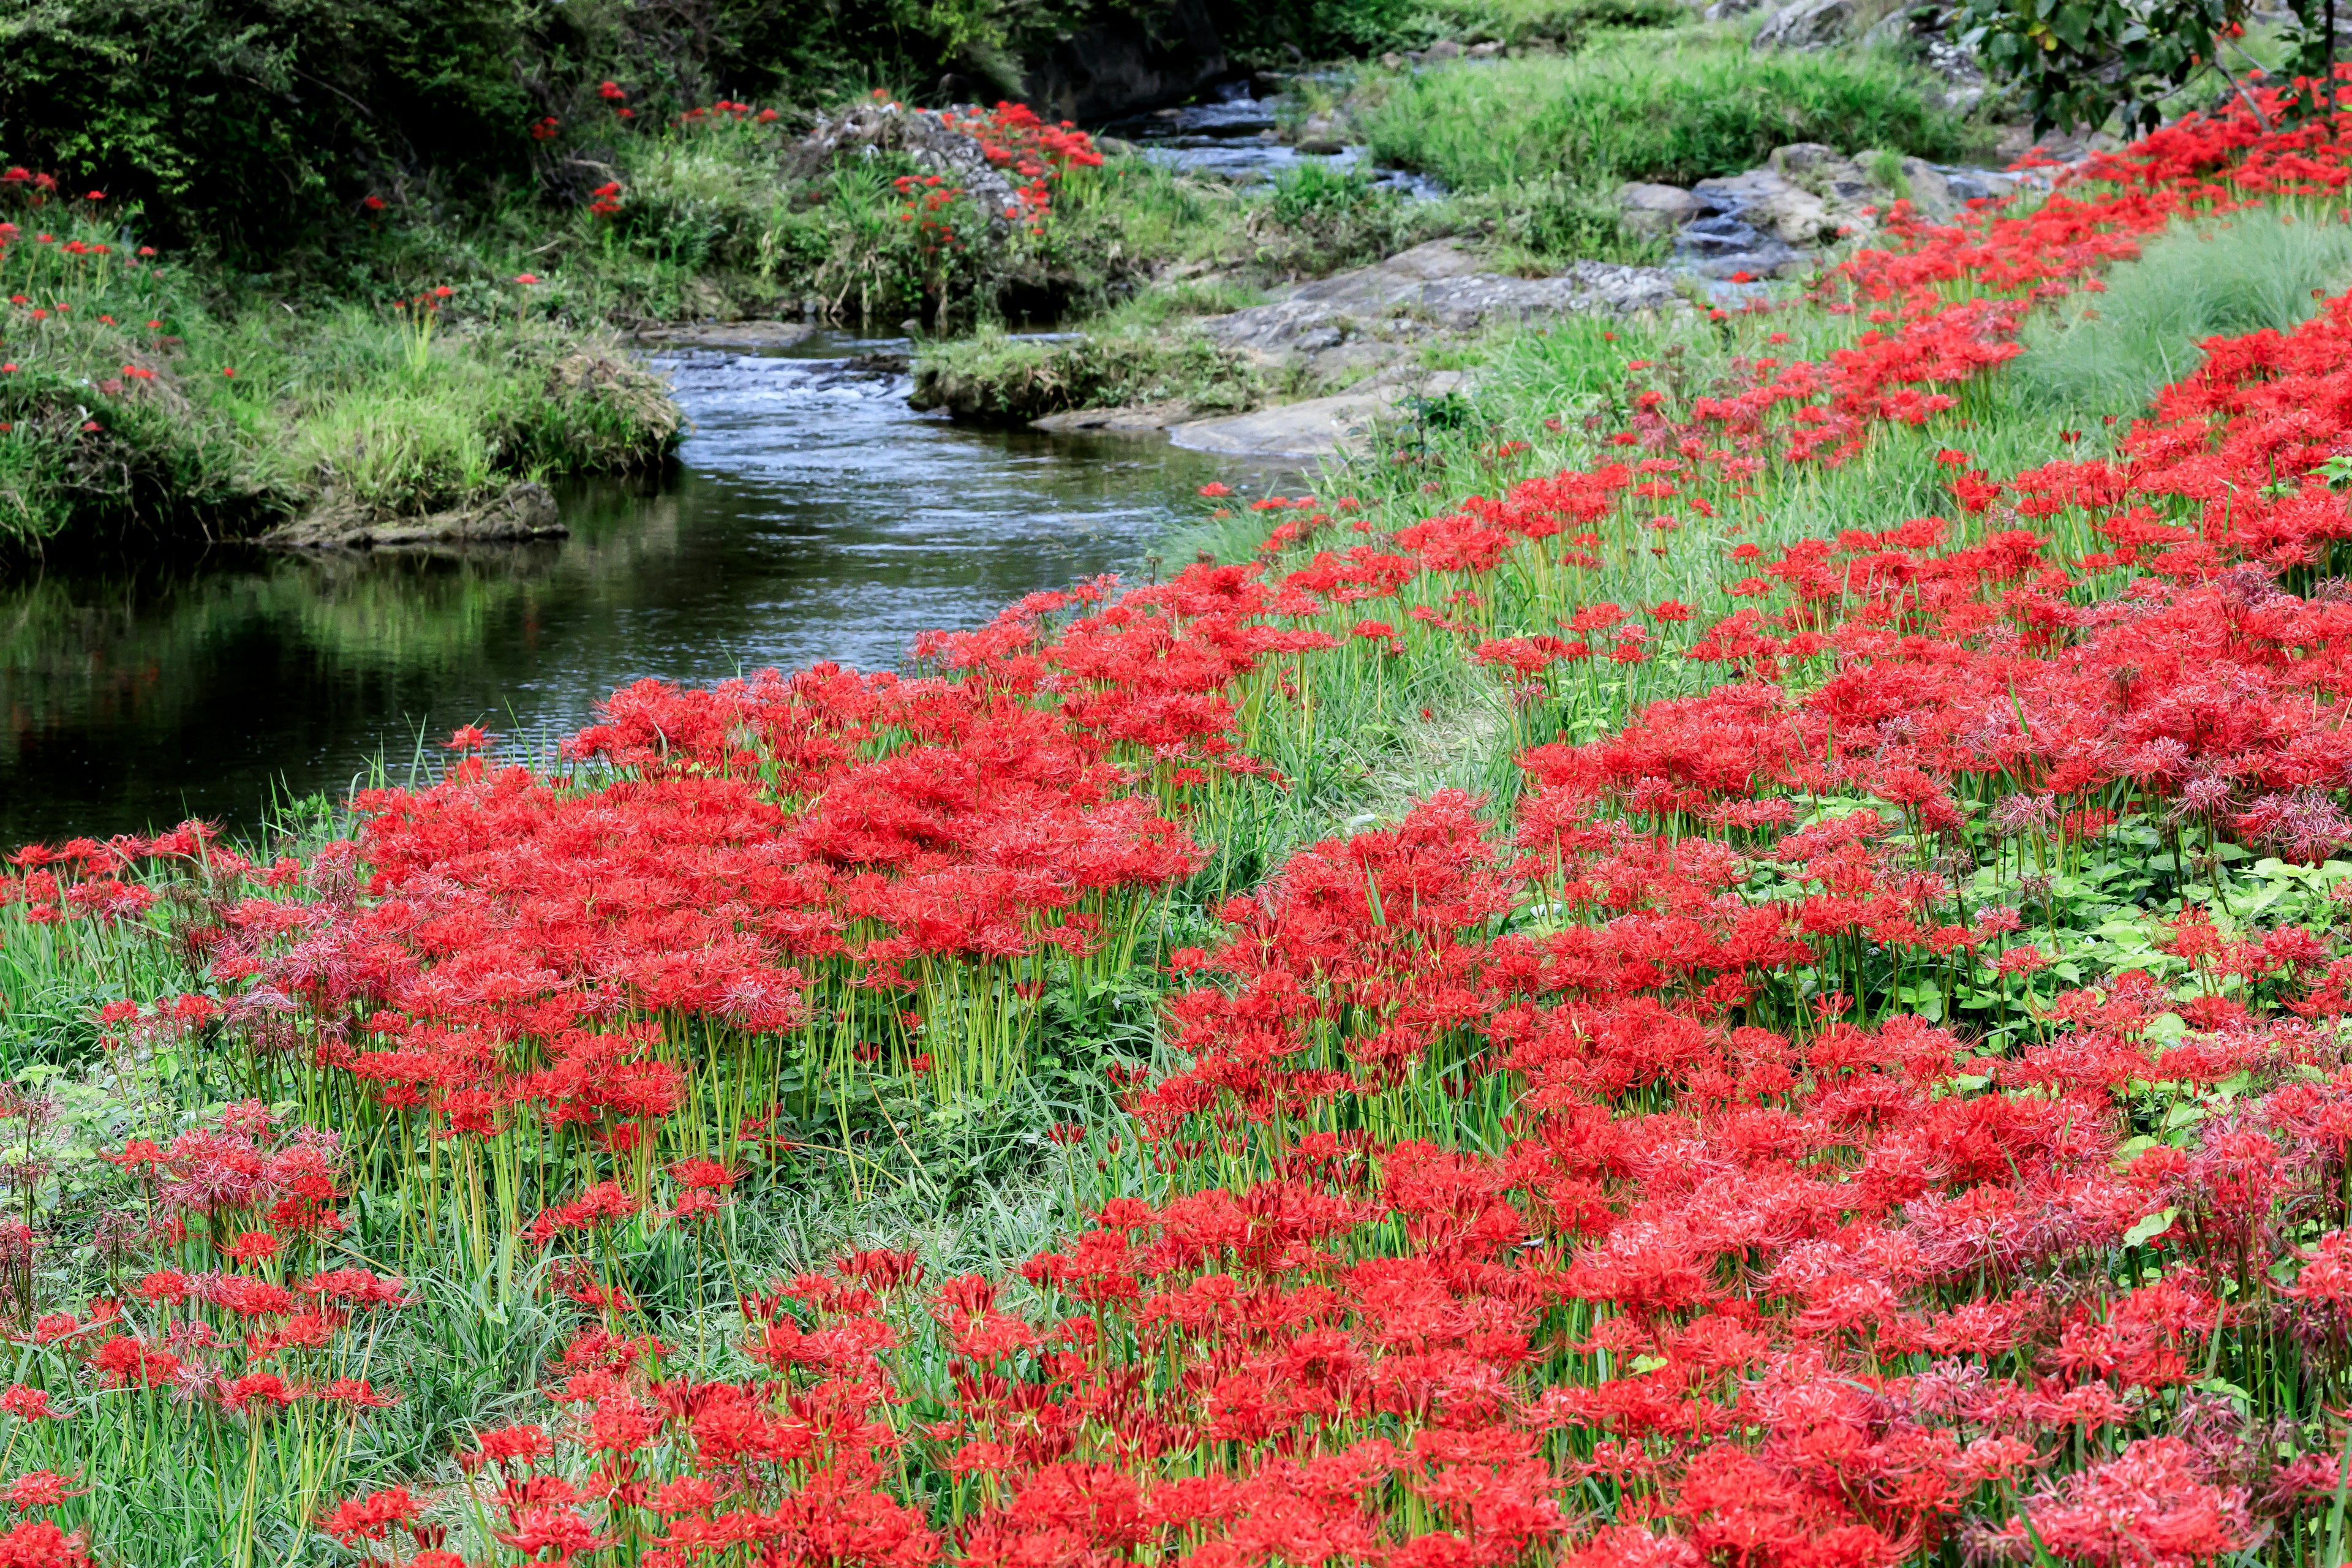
895,175 -> 969,257
676,100 -> 782,129
19,86 -> 2352,1568
935,102 -> 1103,233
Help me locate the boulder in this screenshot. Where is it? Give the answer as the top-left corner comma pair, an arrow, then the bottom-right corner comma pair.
1752,0 -> 1855,50
1768,143 -> 1875,210
1022,0 -> 1227,123
1618,181 -> 1705,236
1676,170 -> 1834,279
1170,372 -> 1468,461
1703,0 -> 1775,17
1690,168 -> 1838,246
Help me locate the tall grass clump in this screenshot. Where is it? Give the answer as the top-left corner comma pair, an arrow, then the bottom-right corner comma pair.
1360,42 -> 1978,192
2006,207 -> 2352,416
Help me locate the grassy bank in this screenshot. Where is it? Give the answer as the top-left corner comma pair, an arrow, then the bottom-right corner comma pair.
0,193 -> 680,550
0,99 -> 2350,1568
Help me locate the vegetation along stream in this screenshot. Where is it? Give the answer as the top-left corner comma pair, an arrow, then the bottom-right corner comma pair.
0,334 -> 1257,845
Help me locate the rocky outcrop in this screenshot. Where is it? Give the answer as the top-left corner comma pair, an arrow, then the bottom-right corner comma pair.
1616,143 -> 2024,281
1169,371 -> 1469,461
1031,400 -> 1197,435
1860,4 -> 1992,114
1751,0 -> 1855,50
268,482 -> 567,550
1195,239 -> 1684,382
1022,0 -> 1227,123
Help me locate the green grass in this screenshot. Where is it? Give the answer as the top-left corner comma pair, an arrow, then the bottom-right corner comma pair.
1358,37 -> 1981,193
909,318 -> 1273,423
2006,208 -> 2352,416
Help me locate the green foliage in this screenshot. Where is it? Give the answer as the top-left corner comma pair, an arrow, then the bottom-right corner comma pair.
1421,0 -> 1688,45
1218,0 -> 1434,56
1359,42 -> 1977,192
0,0 -> 537,255
1956,0 -> 2240,135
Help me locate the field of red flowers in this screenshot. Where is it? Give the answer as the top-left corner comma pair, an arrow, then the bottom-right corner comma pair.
9,88 -> 2352,1568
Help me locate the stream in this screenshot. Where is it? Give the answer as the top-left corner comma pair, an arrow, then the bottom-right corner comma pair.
0,334 -> 1281,846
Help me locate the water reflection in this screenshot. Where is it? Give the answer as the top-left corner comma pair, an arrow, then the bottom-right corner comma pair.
0,335 -> 1287,844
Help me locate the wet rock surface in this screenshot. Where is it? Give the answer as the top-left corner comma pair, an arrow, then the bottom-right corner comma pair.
1615,142 -> 2026,281
635,320 -> 818,351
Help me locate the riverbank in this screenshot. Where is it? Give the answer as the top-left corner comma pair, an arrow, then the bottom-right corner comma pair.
0,200 -> 682,552
2,0 -> 2018,546
5,97 -> 2352,1567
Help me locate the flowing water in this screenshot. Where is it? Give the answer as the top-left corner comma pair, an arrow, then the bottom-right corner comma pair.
1105,80 -> 1445,197
0,334 -> 1282,845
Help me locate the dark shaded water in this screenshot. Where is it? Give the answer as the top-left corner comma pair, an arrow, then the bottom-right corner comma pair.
0,335 -> 1272,845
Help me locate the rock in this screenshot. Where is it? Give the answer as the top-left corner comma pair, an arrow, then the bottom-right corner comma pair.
1467,40 -> 1505,56
1677,170 -> 1832,279
269,482 -> 567,551
1618,181 -> 1705,236
1768,143 -> 1875,209
1703,0 -> 1774,16
1022,0 -> 1227,122
1861,4 -> 1990,111
1690,168 -> 1838,246
1171,372 -> 1468,460
1752,0 -> 1854,50
1893,157 -> 1956,221
1295,113 -> 1346,154
1196,239 -> 1684,367
1379,51 -> 1406,69
1030,400 -> 1194,435
635,320 -> 816,350
1422,39 -> 1464,59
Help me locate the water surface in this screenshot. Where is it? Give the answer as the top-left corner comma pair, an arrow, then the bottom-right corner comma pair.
0,335 -> 1276,845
